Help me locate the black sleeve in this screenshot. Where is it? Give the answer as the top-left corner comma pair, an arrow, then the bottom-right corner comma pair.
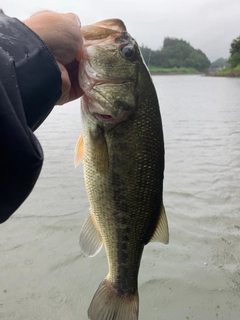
0,13 -> 62,223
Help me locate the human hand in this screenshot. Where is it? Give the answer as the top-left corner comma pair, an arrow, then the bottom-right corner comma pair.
24,11 -> 84,105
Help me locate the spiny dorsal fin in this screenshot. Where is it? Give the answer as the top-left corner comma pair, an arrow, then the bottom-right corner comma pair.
93,19 -> 127,32
150,203 -> 169,244
74,134 -> 84,168
79,210 -> 103,257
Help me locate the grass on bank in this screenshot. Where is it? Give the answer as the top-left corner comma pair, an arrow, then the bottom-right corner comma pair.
148,65 -> 199,75
213,64 -> 240,76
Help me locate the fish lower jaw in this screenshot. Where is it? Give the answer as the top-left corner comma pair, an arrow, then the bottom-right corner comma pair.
83,97 -> 116,121
93,112 -> 117,124
95,113 -> 113,119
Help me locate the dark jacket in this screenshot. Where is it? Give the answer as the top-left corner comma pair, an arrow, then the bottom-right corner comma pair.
0,13 -> 62,223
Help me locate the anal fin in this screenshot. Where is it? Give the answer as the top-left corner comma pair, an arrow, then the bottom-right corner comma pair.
150,203 -> 169,244
79,210 -> 103,257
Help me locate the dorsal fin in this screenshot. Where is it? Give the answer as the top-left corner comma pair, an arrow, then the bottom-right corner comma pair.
150,203 -> 169,244
93,19 -> 127,32
74,134 -> 84,168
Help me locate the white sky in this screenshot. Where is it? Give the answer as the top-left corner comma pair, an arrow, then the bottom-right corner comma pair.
1,0 -> 240,61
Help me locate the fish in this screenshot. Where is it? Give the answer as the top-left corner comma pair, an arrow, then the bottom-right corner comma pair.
75,19 -> 169,320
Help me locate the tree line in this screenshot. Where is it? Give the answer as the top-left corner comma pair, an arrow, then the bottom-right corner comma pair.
228,36 -> 240,68
140,37 -> 210,71
211,36 -> 240,70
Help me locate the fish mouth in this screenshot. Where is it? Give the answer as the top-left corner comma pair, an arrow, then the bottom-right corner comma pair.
96,113 -> 113,120
81,95 -> 117,125
91,109 -> 115,122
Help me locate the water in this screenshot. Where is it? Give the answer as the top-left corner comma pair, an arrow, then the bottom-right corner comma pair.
0,75 -> 240,320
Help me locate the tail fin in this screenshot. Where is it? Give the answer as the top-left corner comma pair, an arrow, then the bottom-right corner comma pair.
88,279 -> 139,320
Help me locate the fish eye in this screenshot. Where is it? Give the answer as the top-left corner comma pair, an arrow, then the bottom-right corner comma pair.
121,45 -> 135,59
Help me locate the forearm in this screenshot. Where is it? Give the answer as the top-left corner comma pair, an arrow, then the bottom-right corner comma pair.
0,12 -> 62,131
0,13 -> 61,222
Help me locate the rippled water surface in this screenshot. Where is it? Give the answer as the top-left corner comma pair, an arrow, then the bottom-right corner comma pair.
1,75 -> 240,320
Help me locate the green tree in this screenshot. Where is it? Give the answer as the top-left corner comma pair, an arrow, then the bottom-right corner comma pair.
228,36 -> 240,68
140,45 -> 152,65
211,58 -> 228,68
140,38 -> 210,71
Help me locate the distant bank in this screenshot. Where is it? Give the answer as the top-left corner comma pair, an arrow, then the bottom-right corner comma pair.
148,65 -> 240,77
206,65 -> 240,77
148,66 -> 202,75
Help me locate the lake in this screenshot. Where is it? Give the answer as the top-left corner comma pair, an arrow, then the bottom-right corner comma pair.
0,75 -> 240,320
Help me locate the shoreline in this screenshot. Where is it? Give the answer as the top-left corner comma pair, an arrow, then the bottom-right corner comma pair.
149,71 -> 240,77
206,72 -> 240,77
150,71 -> 202,76
148,65 -> 240,77
206,65 -> 240,77
148,66 -> 202,76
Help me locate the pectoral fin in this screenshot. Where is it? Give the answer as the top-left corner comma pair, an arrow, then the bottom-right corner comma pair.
74,134 -> 84,168
150,203 -> 169,244
79,210 -> 103,257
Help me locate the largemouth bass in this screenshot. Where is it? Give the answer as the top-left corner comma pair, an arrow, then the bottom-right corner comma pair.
75,19 -> 169,320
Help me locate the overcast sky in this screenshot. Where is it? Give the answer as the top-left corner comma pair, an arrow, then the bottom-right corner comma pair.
1,0 -> 240,61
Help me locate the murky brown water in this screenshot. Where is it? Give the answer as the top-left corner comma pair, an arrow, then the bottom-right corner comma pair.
1,75 -> 240,320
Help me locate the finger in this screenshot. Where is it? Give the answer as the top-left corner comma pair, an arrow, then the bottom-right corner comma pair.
56,61 -> 84,105
65,12 -> 81,27
56,63 -> 71,105
64,60 -> 84,101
